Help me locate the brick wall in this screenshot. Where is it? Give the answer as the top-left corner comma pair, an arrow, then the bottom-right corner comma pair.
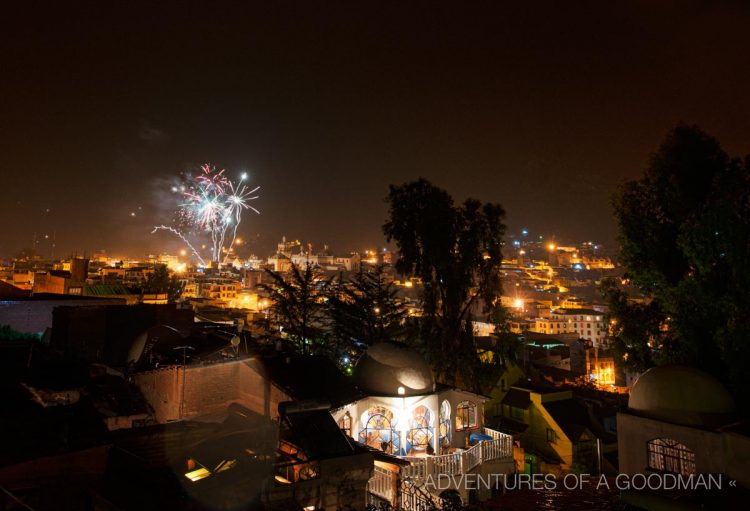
135,359 -> 290,423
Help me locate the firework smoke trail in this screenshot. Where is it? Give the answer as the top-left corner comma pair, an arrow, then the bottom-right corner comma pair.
151,225 -> 207,266
153,164 -> 260,265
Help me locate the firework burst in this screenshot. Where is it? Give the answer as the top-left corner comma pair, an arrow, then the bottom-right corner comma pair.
153,164 -> 260,266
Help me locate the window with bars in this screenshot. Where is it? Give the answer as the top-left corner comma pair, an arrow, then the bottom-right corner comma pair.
647,438 -> 696,475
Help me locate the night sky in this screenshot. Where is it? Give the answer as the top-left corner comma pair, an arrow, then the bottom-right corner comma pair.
3,1 -> 750,259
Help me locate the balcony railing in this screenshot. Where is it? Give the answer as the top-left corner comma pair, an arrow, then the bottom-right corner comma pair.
400,428 -> 513,481
368,428 -> 514,506
368,465 -> 396,503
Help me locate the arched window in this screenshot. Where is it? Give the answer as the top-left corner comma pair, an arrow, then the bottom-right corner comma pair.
456,400 -> 477,431
359,405 -> 400,455
338,411 -> 352,437
406,405 -> 433,455
439,400 -> 452,452
647,438 -> 696,475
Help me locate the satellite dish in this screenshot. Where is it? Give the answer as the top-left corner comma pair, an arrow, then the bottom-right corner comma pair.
128,331 -> 148,365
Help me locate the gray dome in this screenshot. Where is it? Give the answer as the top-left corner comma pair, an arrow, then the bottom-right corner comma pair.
629,365 -> 736,428
354,341 -> 435,396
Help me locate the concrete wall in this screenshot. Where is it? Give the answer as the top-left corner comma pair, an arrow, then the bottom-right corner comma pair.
722,431 -> 750,487
617,412 -> 726,476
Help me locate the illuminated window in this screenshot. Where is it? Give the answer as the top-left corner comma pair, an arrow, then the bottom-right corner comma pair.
456,401 -> 477,431
406,405 -> 433,455
439,400 -> 452,452
359,406 -> 400,454
338,411 -> 352,437
647,438 -> 696,475
185,467 -> 211,482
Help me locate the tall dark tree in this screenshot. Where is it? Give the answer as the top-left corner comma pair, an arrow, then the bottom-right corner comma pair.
606,124 -> 750,412
383,178 -> 508,391
143,265 -> 185,303
260,264 -> 330,356
327,264 -> 410,369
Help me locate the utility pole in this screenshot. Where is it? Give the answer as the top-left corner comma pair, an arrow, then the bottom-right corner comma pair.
173,345 -> 195,419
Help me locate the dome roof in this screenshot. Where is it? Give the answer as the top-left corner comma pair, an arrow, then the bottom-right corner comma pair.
628,365 -> 736,428
354,341 -> 435,397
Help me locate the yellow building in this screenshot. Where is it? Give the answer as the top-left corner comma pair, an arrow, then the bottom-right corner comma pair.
497,384 -> 602,474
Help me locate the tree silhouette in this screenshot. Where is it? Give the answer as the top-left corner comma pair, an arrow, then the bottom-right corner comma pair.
327,263 -> 410,369
383,178 -> 509,391
606,124 -> 750,413
142,265 -> 185,303
260,263 -> 331,356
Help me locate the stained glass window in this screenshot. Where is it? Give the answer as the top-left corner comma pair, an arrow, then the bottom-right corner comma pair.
647,438 -> 696,475
456,400 -> 477,431
359,405 -> 400,454
406,405 -> 433,455
439,400 -> 452,452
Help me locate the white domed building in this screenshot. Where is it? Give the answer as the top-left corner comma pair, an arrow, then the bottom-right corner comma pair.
331,341 -> 516,506
334,341 -> 488,457
617,365 -> 750,487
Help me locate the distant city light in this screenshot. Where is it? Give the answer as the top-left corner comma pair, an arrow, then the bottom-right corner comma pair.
521,229 -> 529,236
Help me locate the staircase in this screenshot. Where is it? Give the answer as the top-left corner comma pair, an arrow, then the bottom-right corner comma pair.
368,428 -> 514,507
